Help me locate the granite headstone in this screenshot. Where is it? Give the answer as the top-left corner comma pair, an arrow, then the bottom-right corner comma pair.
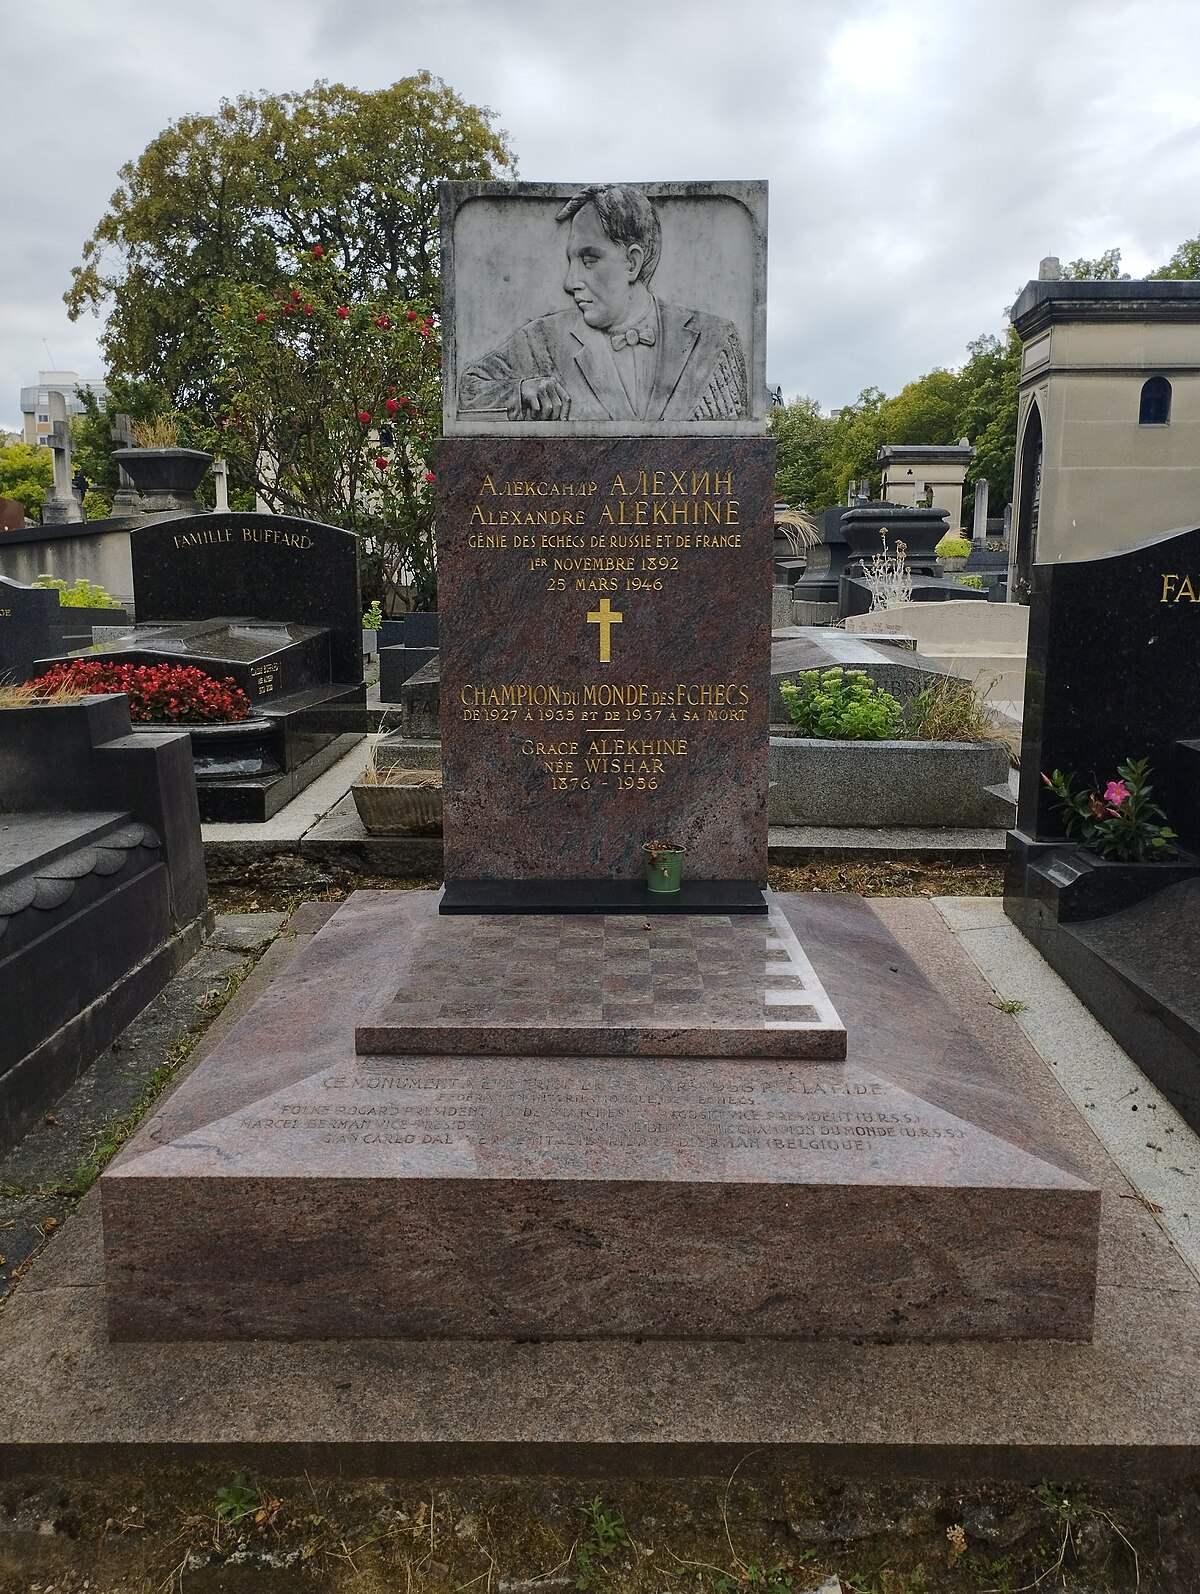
1015,523 -> 1200,851
438,437 -> 773,898
131,511 -> 363,684
0,576 -> 63,685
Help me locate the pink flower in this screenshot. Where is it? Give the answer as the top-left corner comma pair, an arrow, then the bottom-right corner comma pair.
312,244 -> 324,258
1104,779 -> 1131,808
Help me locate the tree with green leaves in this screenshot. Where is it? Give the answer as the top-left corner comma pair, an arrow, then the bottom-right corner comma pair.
0,443 -> 54,523
1149,236 -> 1200,279
769,395 -> 835,510
213,246 -> 441,610
65,75 -> 515,411
1061,248 -> 1130,280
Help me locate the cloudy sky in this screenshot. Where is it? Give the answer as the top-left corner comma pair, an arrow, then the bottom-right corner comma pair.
4,0 -> 1200,432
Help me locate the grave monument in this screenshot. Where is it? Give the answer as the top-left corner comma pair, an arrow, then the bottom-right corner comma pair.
102,181 -> 1099,1345
38,511 -> 367,820
1005,522 -> 1200,1127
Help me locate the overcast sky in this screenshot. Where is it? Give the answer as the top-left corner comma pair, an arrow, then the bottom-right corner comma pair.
4,0 -> 1200,432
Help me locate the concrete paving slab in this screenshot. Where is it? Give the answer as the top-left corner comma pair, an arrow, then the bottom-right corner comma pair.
934,897 -> 1200,1287
769,825 -> 1005,855
201,737 -> 376,844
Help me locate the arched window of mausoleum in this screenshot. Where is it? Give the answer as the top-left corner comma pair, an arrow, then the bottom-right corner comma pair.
1139,376 -> 1172,426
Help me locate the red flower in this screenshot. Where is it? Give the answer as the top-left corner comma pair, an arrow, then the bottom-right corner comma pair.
255,312 -> 268,323
384,397 -> 399,415
26,661 -> 249,723
398,395 -> 410,406
283,303 -> 296,315
387,385 -> 396,395
375,456 -> 388,471
406,310 -> 418,322
302,303 -> 314,315
336,306 -> 349,319
424,471 -> 436,483
375,314 -> 391,329
290,288 -> 301,302
357,410 -> 371,425
312,244 -> 325,258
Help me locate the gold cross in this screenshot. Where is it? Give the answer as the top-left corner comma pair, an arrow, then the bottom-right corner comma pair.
586,597 -> 623,664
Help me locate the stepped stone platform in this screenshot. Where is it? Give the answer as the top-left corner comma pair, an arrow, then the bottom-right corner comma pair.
355,898 -> 845,1058
101,891 -> 1098,1344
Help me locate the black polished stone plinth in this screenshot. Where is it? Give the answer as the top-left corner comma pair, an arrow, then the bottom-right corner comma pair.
1016,524 -> 1200,848
439,878 -> 767,915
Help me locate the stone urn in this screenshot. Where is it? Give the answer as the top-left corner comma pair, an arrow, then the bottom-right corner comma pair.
839,503 -> 950,573
111,448 -> 213,514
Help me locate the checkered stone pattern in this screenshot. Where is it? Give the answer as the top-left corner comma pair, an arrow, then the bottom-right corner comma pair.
380,905 -> 841,1037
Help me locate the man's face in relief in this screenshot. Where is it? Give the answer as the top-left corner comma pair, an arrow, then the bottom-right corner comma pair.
562,203 -> 644,331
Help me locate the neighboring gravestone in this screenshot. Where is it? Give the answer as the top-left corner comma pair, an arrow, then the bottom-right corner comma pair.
1013,523 -> 1200,854
0,577 -> 63,684
41,393 -> 82,526
438,181 -> 773,908
1005,524 -> 1200,1135
131,511 -> 362,684
50,511 -> 368,820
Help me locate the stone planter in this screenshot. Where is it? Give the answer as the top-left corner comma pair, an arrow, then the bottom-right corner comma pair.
362,629 -> 379,657
839,504 -> 950,568
352,770 -> 442,834
111,448 -> 212,513
768,736 -> 1013,827
937,555 -> 969,573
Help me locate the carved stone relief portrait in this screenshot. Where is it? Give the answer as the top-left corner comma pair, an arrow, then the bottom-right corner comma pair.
441,181 -> 767,436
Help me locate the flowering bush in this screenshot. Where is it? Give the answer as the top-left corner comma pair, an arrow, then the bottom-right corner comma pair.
779,668 -> 901,740
1042,757 -> 1178,862
28,661 -> 250,724
213,244 -> 440,611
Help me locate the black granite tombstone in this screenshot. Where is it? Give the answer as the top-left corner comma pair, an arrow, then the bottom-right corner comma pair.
1005,525 -> 1200,1130
0,577 -> 63,685
39,513 -> 370,821
1014,524 -> 1200,852
0,694 -> 208,1151
131,512 -> 363,684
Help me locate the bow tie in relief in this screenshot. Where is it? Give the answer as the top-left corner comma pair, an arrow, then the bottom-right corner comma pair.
609,323 -> 657,350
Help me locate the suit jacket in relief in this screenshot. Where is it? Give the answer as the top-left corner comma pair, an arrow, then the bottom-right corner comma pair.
458,298 -> 748,422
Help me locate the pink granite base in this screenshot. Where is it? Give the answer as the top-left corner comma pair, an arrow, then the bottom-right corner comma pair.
101,892 -> 1100,1343
355,897 -> 846,1058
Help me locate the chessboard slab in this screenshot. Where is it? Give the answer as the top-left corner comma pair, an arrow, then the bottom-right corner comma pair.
102,891 -> 1099,1343
355,894 -> 846,1058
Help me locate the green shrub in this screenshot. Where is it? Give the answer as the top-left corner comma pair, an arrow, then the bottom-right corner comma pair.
82,489 -> 113,521
956,574 -> 984,589
34,575 -> 120,608
362,599 -> 383,630
778,668 -> 901,740
935,535 -> 971,558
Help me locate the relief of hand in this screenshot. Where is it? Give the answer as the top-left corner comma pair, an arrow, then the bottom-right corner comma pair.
513,376 -> 572,420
